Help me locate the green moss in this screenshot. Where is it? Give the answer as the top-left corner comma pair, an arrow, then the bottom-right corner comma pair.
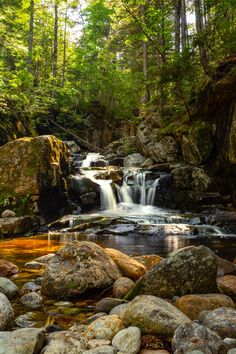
123,278 -> 143,301
0,194 -> 32,215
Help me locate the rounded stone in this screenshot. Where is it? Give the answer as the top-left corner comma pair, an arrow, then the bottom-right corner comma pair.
1,209 -> 16,218
0,292 -> 14,330
112,326 -> 141,354
20,292 -> 43,309
85,315 -> 125,341
95,298 -> 127,313
0,277 -> 18,299
113,277 -> 135,298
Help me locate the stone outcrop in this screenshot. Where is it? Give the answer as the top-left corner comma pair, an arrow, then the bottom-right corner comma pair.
41,241 -> 122,299
0,135 -> 70,218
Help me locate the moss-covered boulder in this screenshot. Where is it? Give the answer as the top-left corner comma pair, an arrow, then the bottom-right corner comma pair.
0,135 -> 70,218
180,122 -> 213,165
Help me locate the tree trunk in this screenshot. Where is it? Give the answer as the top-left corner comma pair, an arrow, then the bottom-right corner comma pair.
53,0 -> 58,80
181,0 -> 188,50
175,0 -> 181,52
140,4 -> 149,103
62,0 -> 68,85
28,0 -> 34,72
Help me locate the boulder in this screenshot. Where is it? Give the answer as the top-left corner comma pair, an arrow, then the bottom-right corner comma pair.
87,339 -> 111,349
199,307 -> 236,339
41,241 -> 122,299
0,277 -> 18,299
112,326 -> 141,354
0,216 -> 39,236
83,346 -> 117,354
113,277 -> 135,298
0,135 -> 69,218
0,260 -> 18,277
172,322 -> 224,354
84,315 -> 125,341
120,295 -> 190,336
180,123 -> 213,165
133,255 -> 163,271
20,282 -> 41,295
136,246 -> 218,298
105,248 -> 146,280
0,328 -> 45,354
123,153 -> 146,167
0,293 -> 14,330
149,136 -> 178,163
175,294 -> 234,320
217,275 -> 236,298
171,166 -> 211,192
1,210 -> 15,218
41,331 -> 86,354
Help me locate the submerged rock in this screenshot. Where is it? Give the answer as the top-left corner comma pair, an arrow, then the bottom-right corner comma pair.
41,241 -> 122,299
172,322 -> 224,354
136,246 -> 218,298
120,295 -> 190,336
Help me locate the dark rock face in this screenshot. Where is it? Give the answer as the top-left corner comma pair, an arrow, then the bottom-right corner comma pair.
0,135 -> 70,219
69,176 -> 100,211
0,216 -> 39,236
41,241 -> 122,299
136,246 -> 218,298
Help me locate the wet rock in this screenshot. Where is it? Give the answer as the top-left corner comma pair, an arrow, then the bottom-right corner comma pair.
42,331 -> 86,354
34,253 -> 55,263
180,123 -> 213,165
0,135 -> 70,218
84,315 -> 125,341
175,293 -> 235,320
0,293 -> 14,330
0,328 -> 45,354
83,346 -> 117,354
64,140 -> 81,154
69,176 -> 100,211
20,291 -> 43,309
142,158 -> 154,167
217,275 -> 236,298
133,255 -> 163,271
24,261 -> 46,270
15,312 -> 44,328
172,166 -> 211,192
112,326 -> 141,354
199,307 -> 236,339
216,256 -> 236,277
172,322 -> 224,354
0,277 -> 18,299
0,216 -> 39,236
120,295 -> 190,336
87,313 -> 107,324
1,209 -> 16,218
20,282 -> 41,295
123,153 -> 146,167
105,248 -> 146,280
138,246 -> 218,298
113,277 -> 135,298
95,298 -> 127,313
42,241 -> 122,299
0,260 -> 18,277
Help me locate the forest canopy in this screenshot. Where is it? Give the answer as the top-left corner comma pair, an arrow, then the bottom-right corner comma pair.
0,0 -> 235,128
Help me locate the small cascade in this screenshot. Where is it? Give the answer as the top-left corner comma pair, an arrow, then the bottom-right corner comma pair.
118,170 -> 161,206
81,153 -> 108,168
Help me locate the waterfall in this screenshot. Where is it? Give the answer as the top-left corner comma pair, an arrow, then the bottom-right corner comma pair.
97,179 -> 117,210
81,153 -> 105,168
118,170 -> 161,206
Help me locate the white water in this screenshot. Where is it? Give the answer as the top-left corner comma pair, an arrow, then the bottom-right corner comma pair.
81,153 -> 107,168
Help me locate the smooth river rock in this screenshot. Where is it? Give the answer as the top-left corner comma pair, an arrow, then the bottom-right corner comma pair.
172,322 -> 224,354
84,315 -> 125,341
135,246 -> 218,298
105,248 -> 146,280
41,331 -> 86,354
95,298 -> 127,313
0,260 -> 18,277
42,241 -> 122,299
0,277 -> 18,299
113,277 -> 135,298
120,295 -> 190,336
175,293 -> 235,320
199,307 -> 236,339
217,275 -> 236,298
112,326 -> 141,354
0,292 -> 14,330
20,291 -> 43,309
0,328 -> 45,354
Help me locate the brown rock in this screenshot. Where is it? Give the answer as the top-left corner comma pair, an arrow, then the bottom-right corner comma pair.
113,277 -> 135,298
217,275 -> 236,297
175,293 -> 235,320
0,260 -> 19,277
0,216 -> 39,236
105,248 -> 146,280
134,255 -> 163,271
139,350 -> 170,354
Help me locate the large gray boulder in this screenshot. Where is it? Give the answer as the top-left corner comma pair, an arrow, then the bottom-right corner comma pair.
123,153 -> 146,167
41,331 -> 86,354
172,322 -> 224,354
41,241 -> 122,299
0,328 -> 45,354
137,246 -> 218,298
0,293 -> 14,330
120,295 -> 190,336
0,277 -> 18,299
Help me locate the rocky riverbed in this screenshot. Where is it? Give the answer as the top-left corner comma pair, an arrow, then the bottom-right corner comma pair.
0,240 -> 236,354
